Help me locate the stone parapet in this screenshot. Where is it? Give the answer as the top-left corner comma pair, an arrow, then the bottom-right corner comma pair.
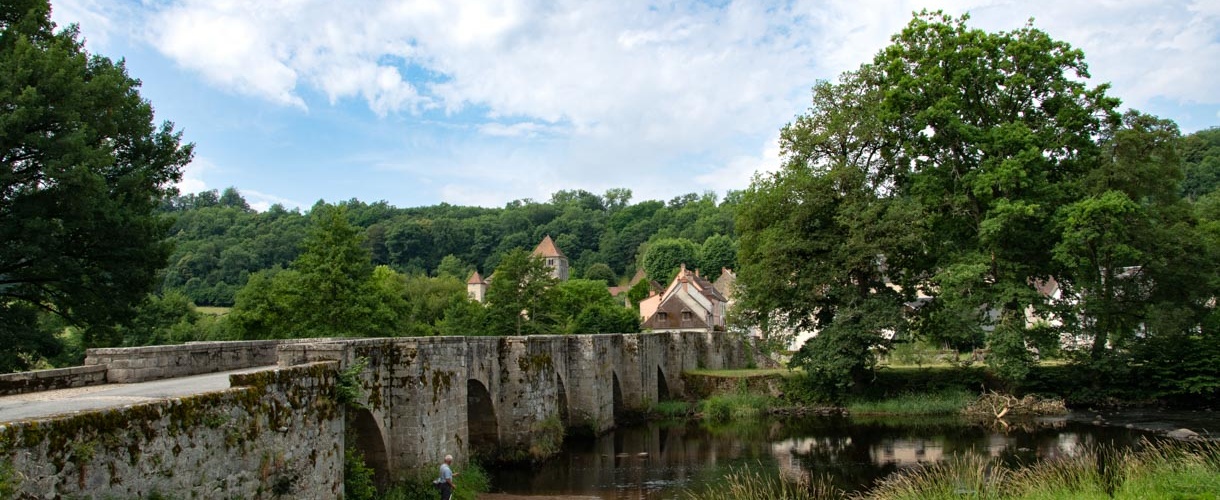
0,362 -> 344,499
85,339 -> 333,383
0,365 -> 109,396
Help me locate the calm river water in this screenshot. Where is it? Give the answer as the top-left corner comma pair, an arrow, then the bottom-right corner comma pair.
487,414 -> 1164,499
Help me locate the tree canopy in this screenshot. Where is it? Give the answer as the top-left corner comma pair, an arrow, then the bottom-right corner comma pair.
735,11 -> 1219,395
0,0 -> 193,367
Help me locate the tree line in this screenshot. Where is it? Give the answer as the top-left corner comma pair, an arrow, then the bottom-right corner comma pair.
156,187 -> 739,308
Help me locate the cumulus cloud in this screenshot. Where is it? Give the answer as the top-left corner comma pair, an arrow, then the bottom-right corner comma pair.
51,0 -> 1220,205
174,157 -> 213,195
694,136 -> 783,193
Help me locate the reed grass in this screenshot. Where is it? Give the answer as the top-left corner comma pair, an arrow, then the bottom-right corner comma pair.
869,438 -> 1220,500
691,439 -> 1220,499
685,464 -> 844,500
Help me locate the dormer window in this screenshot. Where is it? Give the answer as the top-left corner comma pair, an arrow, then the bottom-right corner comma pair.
658,312 -> 668,321
682,311 -> 692,321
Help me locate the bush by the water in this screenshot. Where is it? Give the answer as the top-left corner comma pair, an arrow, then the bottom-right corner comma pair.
700,393 -> 774,422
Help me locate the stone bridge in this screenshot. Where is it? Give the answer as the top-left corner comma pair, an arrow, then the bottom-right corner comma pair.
0,332 -> 747,498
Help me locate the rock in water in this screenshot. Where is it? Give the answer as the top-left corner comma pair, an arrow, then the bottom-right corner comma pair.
1167,428 -> 1200,441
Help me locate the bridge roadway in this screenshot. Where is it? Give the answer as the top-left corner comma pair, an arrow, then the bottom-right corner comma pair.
0,366 -> 274,423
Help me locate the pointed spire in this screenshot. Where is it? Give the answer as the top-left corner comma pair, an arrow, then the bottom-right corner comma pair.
531,235 -> 566,258
466,271 -> 485,284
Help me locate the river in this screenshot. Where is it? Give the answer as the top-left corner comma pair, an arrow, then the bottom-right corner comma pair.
483,411 -> 1206,499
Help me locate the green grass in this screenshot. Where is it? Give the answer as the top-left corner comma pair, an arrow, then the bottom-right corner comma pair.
700,393 -> 776,422
653,400 -> 693,418
846,389 -> 975,416
195,306 -> 232,316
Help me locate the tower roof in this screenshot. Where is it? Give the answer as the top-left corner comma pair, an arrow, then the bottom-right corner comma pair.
466,271 -> 485,285
531,235 -> 566,259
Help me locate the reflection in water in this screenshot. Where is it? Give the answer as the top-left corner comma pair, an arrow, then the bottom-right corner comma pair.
486,416 -> 1152,499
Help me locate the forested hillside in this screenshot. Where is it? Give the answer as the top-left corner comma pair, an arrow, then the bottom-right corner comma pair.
157,187 -> 739,307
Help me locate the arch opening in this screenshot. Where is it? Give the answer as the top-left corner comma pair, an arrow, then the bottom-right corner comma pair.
656,366 -> 670,401
349,408 -> 390,490
467,379 -> 499,458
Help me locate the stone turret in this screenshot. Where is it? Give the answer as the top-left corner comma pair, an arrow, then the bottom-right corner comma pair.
466,271 -> 488,303
531,235 -> 569,281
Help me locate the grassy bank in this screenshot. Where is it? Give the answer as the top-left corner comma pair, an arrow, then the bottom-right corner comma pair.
845,389 -> 975,416
684,365 -> 992,418
685,439 -> 1220,499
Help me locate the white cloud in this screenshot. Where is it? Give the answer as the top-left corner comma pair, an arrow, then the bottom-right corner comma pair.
174,157 -> 213,194
51,0 -> 1220,206
149,1 -> 305,108
241,189 -> 305,213
477,122 -> 557,138
695,136 -> 782,193
48,0 -> 121,48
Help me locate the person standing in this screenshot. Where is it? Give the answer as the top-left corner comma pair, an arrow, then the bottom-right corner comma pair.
437,454 -> 458,500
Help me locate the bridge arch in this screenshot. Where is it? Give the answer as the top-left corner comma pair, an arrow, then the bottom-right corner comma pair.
467,379 -> 499,458
348,408 -> 390,490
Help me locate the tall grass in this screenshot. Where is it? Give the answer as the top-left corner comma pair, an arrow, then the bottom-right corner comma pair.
846,389 -> 975,415
869,453 -> 1012,500
700,393 -> 775,422
653,400 -> 693,418
685,464 -> 844,500
692,440 -> 1220,499
869,438 -> 1220,500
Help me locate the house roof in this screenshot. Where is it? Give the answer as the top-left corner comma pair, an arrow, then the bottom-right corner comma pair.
532,235 -> 566,259
466,271 -> 485,285
666,264 -> 726,303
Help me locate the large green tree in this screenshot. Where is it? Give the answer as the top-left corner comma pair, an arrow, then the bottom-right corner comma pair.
738,11 -> 1126,388
0,0 -> 193,364
737,64 -> 922,398
229,205 -> 395,338
875,12 -> 1119,382
641,238 -> 699,282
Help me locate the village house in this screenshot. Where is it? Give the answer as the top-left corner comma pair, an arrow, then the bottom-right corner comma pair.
639,264 -> 730,332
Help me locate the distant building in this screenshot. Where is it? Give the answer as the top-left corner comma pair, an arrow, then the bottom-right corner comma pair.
466,270 -> 488,303
532,235 -> 569,281
466,236 -> 568,304
640,264 -> 728,332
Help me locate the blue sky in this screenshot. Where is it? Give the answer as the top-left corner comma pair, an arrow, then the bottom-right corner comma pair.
50,0 -> 1220,211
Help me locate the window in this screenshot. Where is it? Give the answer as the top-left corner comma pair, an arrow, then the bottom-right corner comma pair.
657,312 -> 668,322
682,311 -> 692,321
